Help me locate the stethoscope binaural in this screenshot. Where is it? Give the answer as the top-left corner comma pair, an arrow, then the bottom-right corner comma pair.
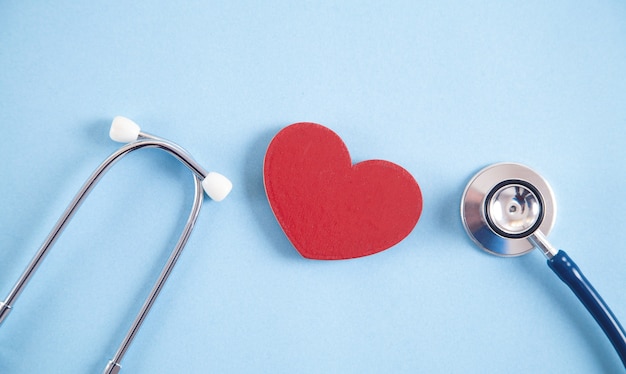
461,162 -> 626,367
0,117 -> 232,374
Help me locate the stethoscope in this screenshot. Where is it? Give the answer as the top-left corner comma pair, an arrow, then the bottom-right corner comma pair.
1,125 -> 624,371
461,162 -> 626,367
0,117 -> 232,374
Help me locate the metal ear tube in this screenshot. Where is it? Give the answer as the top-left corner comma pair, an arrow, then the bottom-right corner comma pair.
0,117 -> 232,373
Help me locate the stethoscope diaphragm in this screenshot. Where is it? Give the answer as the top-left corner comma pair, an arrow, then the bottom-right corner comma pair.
460,162 -> 556,256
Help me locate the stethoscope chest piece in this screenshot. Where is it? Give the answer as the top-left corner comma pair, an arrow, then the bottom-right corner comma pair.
460,162 -> 626,367
461,163 -> 556,256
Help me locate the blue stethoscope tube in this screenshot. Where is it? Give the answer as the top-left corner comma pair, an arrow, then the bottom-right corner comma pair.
548,250 -> 626,366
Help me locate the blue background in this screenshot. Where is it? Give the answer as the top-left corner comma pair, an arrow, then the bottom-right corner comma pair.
1,1 -> 625,373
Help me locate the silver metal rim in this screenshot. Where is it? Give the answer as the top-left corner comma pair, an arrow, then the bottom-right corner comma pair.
460,162 -> 557,256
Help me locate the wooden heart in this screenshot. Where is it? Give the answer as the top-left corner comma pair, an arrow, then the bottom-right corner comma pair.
263,123 -> 422,260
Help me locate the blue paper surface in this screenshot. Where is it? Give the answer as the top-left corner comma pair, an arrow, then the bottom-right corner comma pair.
1,1 -> 625,373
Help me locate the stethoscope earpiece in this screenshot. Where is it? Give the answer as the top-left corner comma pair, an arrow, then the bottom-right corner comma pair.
202,171 -> 233,202
110,116 -> 141,143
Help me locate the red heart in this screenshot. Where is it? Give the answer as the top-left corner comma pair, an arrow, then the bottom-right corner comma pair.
263,123 -> 423,260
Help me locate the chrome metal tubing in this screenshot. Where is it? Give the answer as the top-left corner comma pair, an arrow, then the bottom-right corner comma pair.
0,301 -> 10,326
102,361 -> 121,374
0,137 -> 208,316
0,135 -> 209,373
103,172 -> 203,373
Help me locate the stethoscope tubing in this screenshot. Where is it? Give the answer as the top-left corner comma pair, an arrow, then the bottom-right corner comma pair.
548,250 -> 626,368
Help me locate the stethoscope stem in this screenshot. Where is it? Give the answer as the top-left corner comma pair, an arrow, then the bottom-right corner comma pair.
548,250 -> 626,368
529,230 -> 558,259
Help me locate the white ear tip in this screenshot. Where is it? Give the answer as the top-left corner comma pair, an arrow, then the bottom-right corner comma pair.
202,172 -> 232,201
110,116 -> 141,143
